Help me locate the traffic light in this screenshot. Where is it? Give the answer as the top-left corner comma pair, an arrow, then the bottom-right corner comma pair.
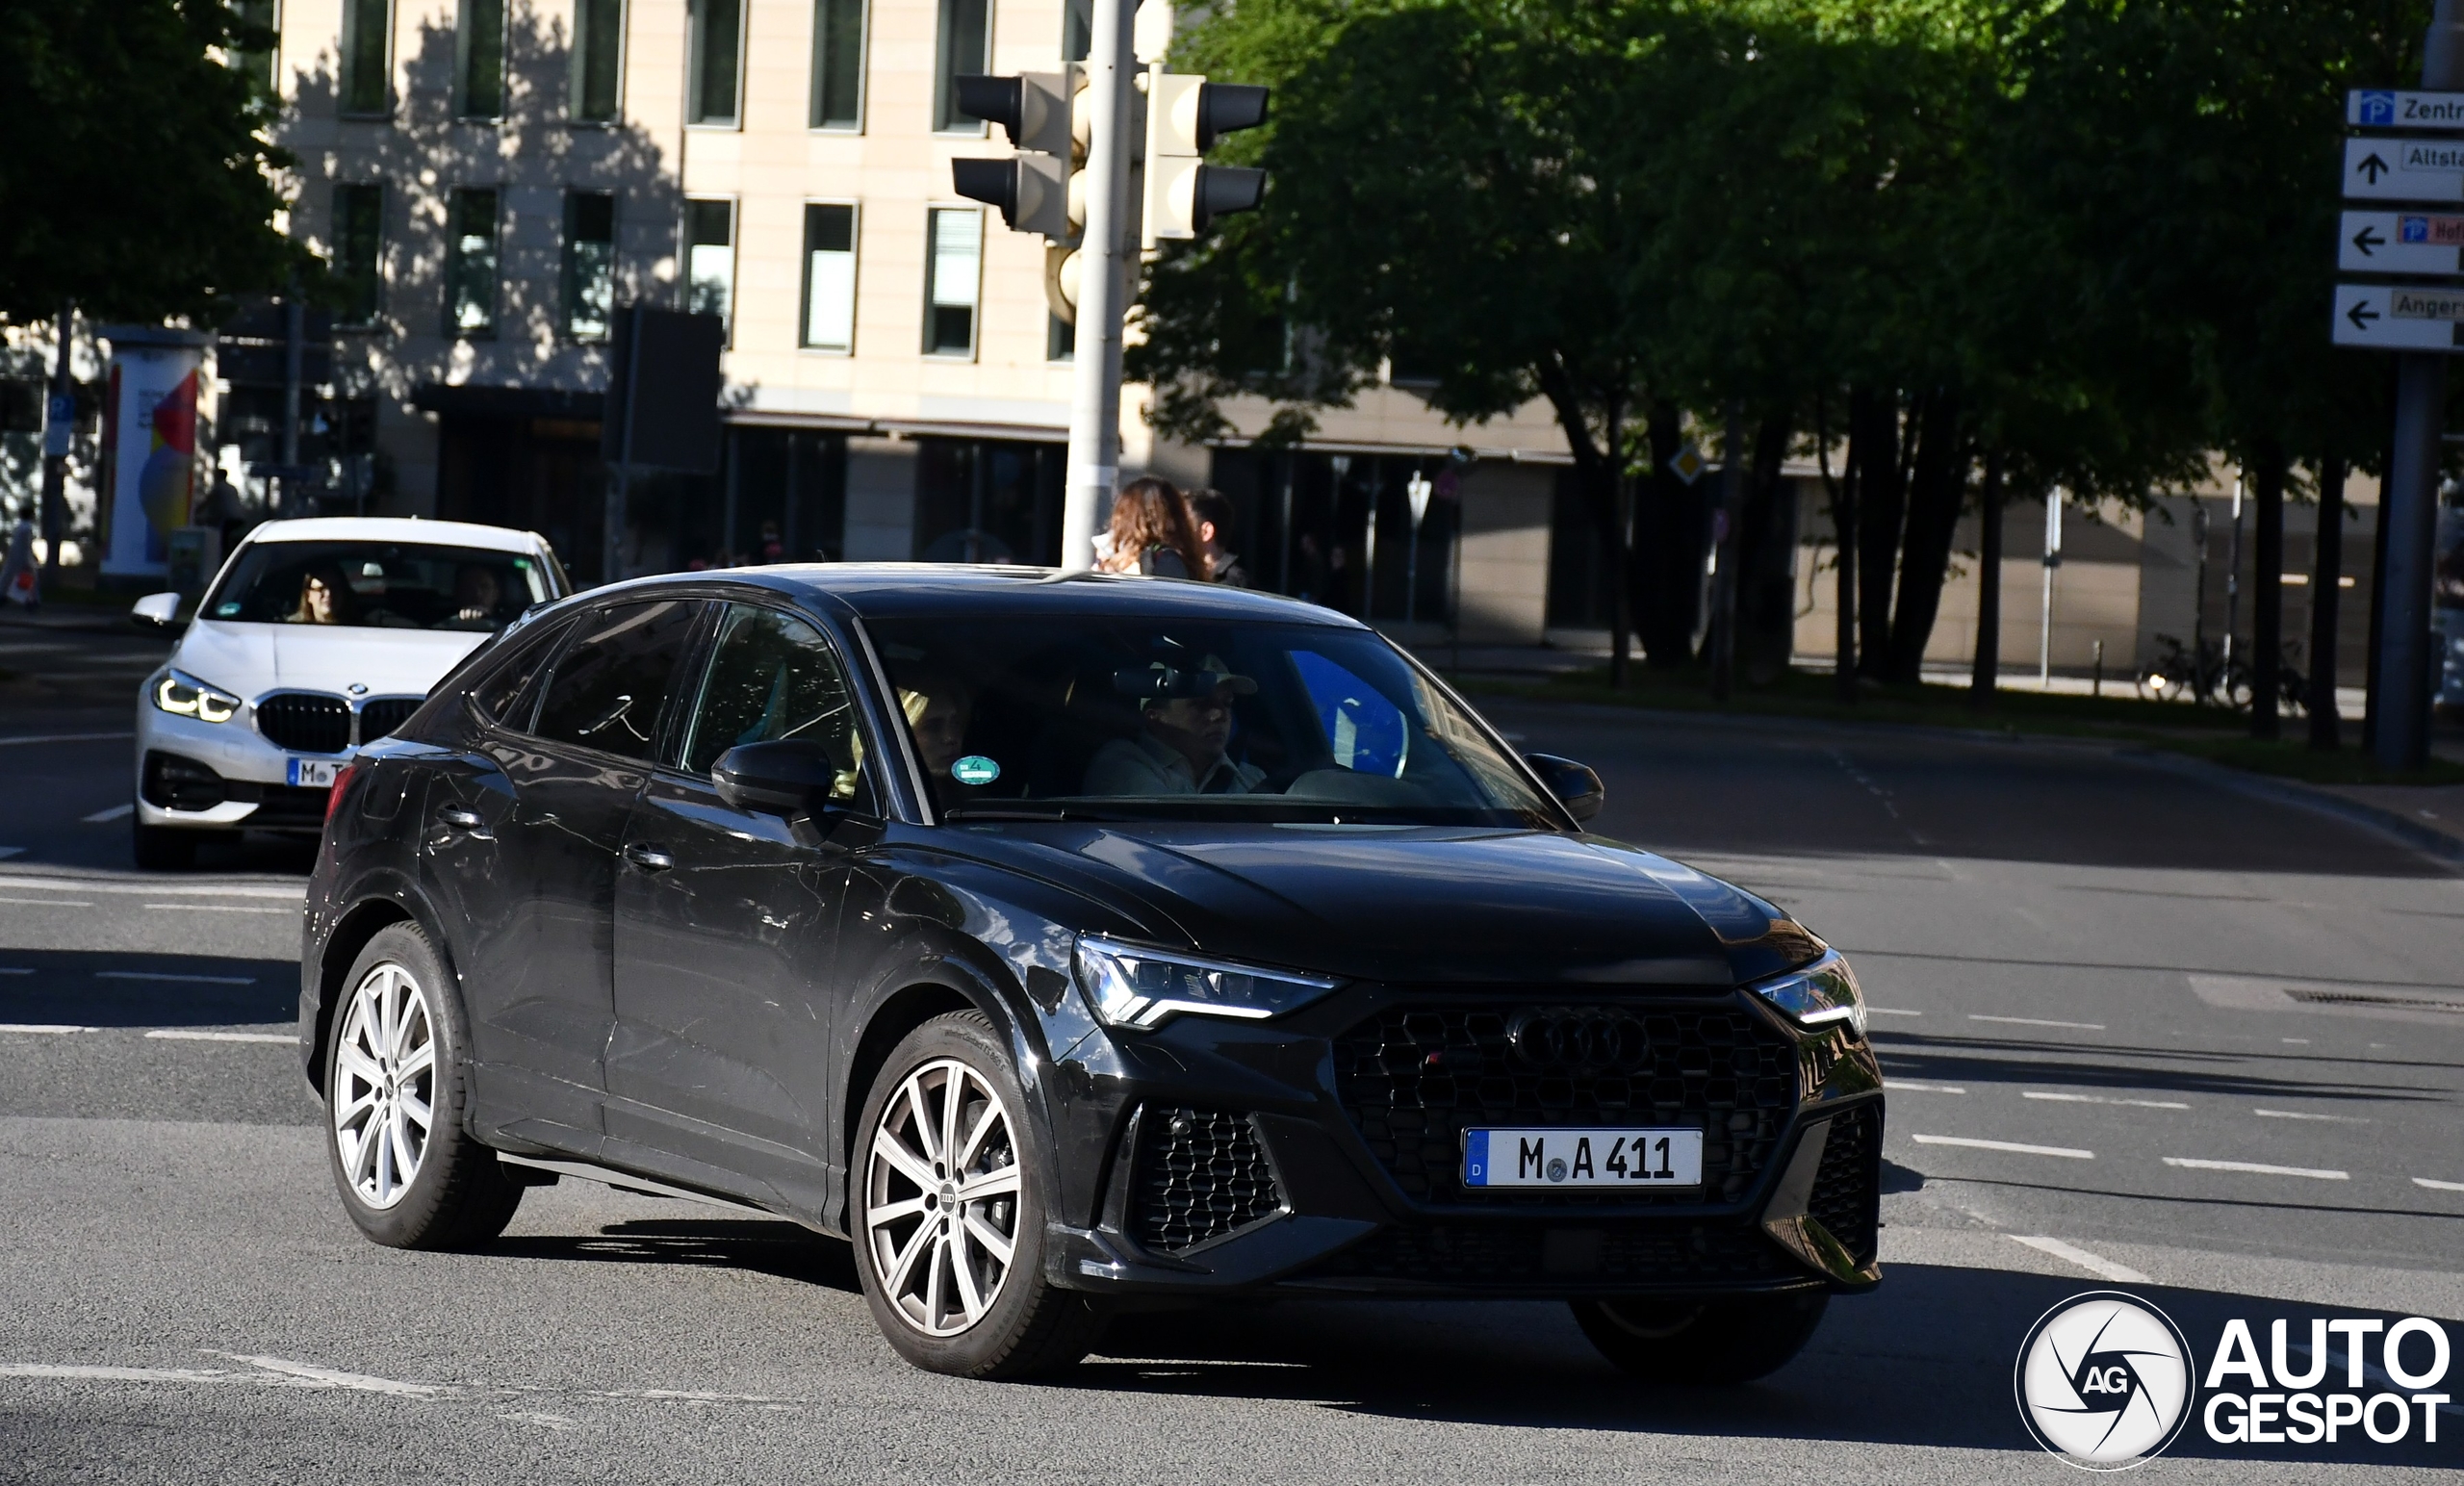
949,71 -> 1088,243
1142,75 -> 1269,244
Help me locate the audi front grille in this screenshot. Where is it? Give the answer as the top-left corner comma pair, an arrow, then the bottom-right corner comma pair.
1330,1001 -> 1800,1207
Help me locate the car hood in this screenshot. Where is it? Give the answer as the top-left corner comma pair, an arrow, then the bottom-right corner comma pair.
170,621 -> 489,701
933,823 -> 1824,987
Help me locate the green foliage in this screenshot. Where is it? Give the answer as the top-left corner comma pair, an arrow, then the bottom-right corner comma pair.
0,0 -> 304,324
1134,0 -> 2434,673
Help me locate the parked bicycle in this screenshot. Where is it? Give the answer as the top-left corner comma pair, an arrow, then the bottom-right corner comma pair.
2134,634 -> 2305,715
2136,634 -> 2248,708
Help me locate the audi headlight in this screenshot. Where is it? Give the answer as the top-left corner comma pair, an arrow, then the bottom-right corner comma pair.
153,669 -> 242,724
1748,950 -> 1866,1037
1073,935 -> 1342,1030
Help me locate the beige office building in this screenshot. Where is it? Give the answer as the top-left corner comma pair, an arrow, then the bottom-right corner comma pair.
238,0 -> 1572,644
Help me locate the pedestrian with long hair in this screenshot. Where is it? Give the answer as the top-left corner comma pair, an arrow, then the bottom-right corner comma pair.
1095,477 -> 1210,579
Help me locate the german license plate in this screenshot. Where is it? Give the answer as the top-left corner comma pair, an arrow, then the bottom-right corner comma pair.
288,758 -> 342,788
1462,1127 -> 1704,1190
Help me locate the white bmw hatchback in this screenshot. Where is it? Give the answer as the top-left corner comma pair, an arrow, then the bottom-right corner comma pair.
131,517 -> 570,868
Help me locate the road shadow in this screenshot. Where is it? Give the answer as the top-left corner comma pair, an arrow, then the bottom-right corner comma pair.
1071,1265 -> 2455,1468
1485,701 -> 2456,880
0,949 -> 299,1027
1872,1030 -> 2461,1107
491,1217 -> 861,1294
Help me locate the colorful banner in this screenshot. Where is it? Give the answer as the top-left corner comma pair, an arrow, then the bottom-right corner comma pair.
100,339 -> 205,577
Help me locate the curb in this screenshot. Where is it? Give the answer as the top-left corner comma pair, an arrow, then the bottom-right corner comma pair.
2122,748 -> 2464,868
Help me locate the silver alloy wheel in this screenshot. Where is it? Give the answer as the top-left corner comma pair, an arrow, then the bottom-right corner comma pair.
862,1057 -> 1022,1337
330,961 -> 436,1211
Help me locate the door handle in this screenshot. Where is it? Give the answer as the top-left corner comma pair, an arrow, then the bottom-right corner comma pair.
623,843 -> 676,873
439,807 -> 484,831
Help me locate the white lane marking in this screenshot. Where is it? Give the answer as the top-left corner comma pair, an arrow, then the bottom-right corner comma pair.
1886,1080 -> 1966,1093
0,896 -> 90,908
0,967 -> 29,975
2281,1038 -> 2311,1044
1911,1134 -> 2094,1160
0,874 -> 301,901
0,1364 -> 226,1383
500,1411 -> 582,1431
2252,1108 -> 2369,1123
145,1030 -> 295,1044
2010,1235 -> 2151,1285
0,849 -> 21,860
95,970 -> 254,986
207,1352 -> 447,1397
1867,1007 -> 1924,1017
2163,1157 -> 2348,1181
1969,1014 -> 2107,1030
2024,1091 -> 2191,1111
142,903 -> 295,915
2412,1176 -> 2464,1192
0,1024 -> 91,1035
80,804 -> 134,824
0,731 -> 136,748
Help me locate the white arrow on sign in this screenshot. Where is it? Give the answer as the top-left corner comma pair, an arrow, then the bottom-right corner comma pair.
2338,210 -> 2464,273
2344,136 -> 2464,201
2348,89 -> 2464,130
2333,283 -> 2464,349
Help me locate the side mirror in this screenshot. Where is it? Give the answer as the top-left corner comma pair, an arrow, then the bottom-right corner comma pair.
1526,752 -> 1604,823
712,739 -> 848,817
131,592 -> 182,629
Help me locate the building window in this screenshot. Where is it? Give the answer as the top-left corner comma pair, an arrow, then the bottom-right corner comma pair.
230,0 -> 278,93
685,198 -> 735,327
933,0 -> 988,134
573,0 -> 625,121
454,0 -> 505,118
1063,0 -> 1090,62
689,0 -> 743,126
801,203 -> 858,351
333,184 -> 383,328
922,207 -> 981,357
445,188 -> 500,338
339,0 -> 392,115
809,0 -> 865,130
564,192 -> 616,342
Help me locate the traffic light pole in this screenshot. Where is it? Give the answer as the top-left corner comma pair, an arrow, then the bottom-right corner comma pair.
2377,0 -> 2464,771
1059,0 -> 1137,573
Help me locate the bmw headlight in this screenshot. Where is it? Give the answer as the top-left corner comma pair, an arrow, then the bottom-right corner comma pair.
1073,935 -> 1342,1029
153,669 -> 242,724
1748,950 -> 1867,1037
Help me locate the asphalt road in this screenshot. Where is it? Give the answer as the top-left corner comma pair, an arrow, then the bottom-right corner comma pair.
2,620 -> 2459,1483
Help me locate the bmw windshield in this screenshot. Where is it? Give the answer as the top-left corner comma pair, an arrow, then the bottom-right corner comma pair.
866,615 -> 1560,828
204,541 -> 552,631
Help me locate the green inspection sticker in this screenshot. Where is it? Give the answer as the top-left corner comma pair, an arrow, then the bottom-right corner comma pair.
951,756 -> 1000,786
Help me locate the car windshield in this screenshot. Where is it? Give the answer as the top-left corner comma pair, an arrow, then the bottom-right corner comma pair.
204,541 -> 551,631
867,615 -> 1560,827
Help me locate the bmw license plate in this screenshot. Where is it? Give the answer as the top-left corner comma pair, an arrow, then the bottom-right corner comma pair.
287,758 -> 342,788
1462,1127 -> 1705,1190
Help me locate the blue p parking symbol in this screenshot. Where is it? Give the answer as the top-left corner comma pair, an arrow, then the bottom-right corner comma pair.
2361,90 -> 2399,126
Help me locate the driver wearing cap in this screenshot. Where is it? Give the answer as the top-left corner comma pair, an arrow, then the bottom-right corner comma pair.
1083,655 -> 1266,796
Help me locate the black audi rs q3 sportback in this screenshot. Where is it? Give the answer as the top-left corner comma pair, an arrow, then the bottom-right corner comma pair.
301,566 -> 1883,1380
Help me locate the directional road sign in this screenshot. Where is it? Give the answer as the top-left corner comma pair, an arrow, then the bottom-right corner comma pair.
2339,210 -> 2464,273
2333,283 -> 2464,350
2348,90 -> 2464,130
2344,137 -> 2464,200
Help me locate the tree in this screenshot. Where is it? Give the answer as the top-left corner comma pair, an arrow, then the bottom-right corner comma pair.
0,0 -> 303,325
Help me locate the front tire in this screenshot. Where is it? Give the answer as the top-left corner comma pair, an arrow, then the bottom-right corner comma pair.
323,922 -> 523,1249
853,1011 -> 1104,1379
1570,1290 -> 1830,1384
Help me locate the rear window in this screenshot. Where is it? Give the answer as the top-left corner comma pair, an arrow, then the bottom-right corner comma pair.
204,540 -> 552,631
